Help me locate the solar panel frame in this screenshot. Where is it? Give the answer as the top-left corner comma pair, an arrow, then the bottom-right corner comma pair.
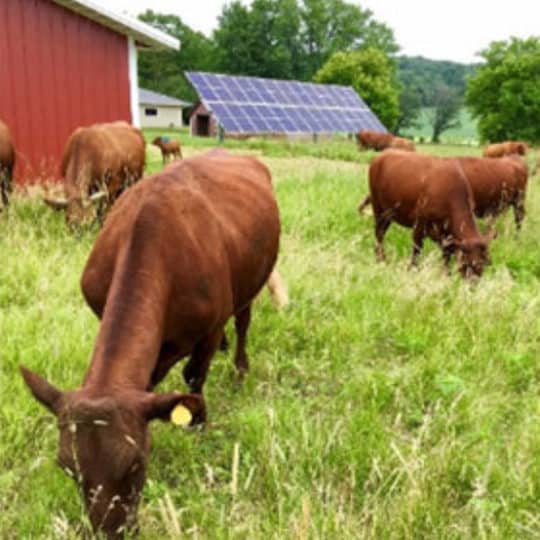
186,71 -> 388,135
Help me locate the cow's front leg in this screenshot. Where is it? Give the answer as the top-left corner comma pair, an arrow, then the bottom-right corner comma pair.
183,328 -> 223,402
149,344 -> 183,390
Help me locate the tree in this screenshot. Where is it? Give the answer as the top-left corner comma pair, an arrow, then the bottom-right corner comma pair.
300,0 -> 398,79
314,48 -> 400,129
214,0 -> 399,81
466,37 -> 540,142
213,0 -> 303,79
429,83 -> 462,143
137,11 -> 216,102
395,84 -> 421,134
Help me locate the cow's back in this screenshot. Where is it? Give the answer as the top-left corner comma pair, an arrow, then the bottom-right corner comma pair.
459,156 -> 527,216
82,153 -> 279,338
369,151 -> 436,226
62,122 -> 145,177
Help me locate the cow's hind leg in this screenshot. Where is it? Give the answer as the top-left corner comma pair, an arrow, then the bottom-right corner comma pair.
233,304 -> 252,379
183,328 -> 223,397
442,246 -> 453,273
374,211 -> 391,261
0,168 -> 9,207
513,193 -> 526,231
411,223 -> 425,267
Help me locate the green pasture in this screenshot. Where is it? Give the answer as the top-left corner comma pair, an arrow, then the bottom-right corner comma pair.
1,136 -> 539,538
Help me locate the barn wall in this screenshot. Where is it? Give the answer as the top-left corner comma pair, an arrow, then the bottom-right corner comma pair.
0,0 -> 132,183
139,106 -> 183,128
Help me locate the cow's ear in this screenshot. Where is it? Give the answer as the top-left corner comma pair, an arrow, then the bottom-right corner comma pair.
143,392 -> 206,425
20,366 -> 63,415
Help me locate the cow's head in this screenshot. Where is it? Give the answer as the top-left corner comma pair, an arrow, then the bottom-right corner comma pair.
20,366 -> 205,538
455,230 -> 496,278
516,142 -> 528,155
43,191 -> 108,229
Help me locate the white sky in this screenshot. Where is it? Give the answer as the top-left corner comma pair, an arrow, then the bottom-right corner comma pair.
104,0 -> 540,63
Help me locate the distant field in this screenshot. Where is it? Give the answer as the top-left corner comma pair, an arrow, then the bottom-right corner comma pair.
1,137 -> 539,538
406,107 -> 479,144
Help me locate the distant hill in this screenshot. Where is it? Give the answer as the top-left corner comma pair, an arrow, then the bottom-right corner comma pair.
397,56 -> 478,107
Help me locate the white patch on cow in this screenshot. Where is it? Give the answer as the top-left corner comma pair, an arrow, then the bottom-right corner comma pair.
124,435 -> 137,447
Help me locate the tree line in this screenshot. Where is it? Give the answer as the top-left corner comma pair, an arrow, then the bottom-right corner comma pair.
138,2 -> 540,143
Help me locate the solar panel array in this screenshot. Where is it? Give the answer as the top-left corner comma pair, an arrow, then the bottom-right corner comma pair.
186,71 -> 387,135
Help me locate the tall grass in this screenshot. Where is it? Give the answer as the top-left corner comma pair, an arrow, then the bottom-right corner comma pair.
1,142 -> 539,538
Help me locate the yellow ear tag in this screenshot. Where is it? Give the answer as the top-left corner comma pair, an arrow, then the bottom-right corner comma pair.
171,404 -> 192,426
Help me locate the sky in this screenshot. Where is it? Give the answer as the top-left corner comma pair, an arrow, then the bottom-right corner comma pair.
105,0 -> 540,63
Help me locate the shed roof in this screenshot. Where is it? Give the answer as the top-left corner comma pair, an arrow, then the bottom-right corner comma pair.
51,0 -> 180,49
139,88 -> 191,108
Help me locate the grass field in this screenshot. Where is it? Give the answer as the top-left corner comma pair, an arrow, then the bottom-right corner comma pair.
1,137 -> 540,538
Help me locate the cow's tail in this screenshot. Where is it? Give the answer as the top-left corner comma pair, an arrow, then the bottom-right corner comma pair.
267,269 -> 289,309
357,195 -> 372,214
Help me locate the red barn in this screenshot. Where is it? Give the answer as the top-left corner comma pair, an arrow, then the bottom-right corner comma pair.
0,0 -> 179,183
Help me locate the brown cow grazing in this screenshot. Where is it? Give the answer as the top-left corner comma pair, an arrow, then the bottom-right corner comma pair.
44,121 -> 145,227
152,136 -> 182,164
458,155 -> 528,230
357,129 -> 393,151
389,136 -> 415,152
20,150 -> 280,538
0,120 -> 15,208
483,141 -> 528,158
368,150 -> 495,278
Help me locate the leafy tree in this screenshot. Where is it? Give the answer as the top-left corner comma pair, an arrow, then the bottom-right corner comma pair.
137,10 -> 216,102
213,0 -> 303,79
466,37 -> 540,142
429,83 -> 462,142
214,0 -> 399,81
314,48 -> 400,129
395,84 -> 421,134
300,0 -> 398,79
397,56 -> 476,108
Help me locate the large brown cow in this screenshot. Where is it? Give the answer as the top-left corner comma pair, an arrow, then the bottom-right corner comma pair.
483,141 -> 528,158
367,150 -> 495,277
152,136 -> 182,164
458,155 -> 528,229
44,121 -> 145,227
0,120 -> 15,208
20,150 -> 281,538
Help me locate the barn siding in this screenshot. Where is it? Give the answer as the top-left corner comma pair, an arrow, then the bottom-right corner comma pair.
0,0 -> 132,183
140,105 -> 183,128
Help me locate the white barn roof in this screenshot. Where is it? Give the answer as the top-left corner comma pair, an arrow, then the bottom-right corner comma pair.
51,0 -> 180,49
139,88 -> 191,108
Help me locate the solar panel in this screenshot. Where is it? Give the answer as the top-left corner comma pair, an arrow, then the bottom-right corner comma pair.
186,71 -> 387,135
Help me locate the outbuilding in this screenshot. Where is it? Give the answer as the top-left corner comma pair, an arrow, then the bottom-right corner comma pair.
189,102 -> 218,137
0,0 -> 179,183
139,88 -> 190,129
